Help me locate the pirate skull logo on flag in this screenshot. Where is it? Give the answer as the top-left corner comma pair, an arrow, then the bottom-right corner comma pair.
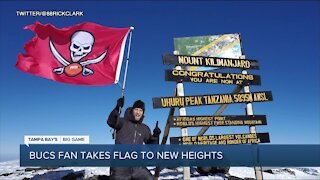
50,30 -> 108,77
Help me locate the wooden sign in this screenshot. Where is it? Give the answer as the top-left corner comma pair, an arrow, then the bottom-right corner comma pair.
162,54 -> 259,70
152,91 -> 273,109
170,133 -> 270,145
170,115 -> 267,127
165,70 -> 261,85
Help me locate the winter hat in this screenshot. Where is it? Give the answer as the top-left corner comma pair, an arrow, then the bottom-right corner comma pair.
132,100 -> 145,112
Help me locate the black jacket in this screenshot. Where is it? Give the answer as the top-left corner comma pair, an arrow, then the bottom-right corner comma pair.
107,107 -> 159,144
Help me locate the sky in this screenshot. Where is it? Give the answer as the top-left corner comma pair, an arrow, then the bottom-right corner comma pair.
0,1 -> 319,162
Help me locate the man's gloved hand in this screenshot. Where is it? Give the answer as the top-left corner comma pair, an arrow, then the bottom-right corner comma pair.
153,121 -> 161,137
115,97 -> 124,111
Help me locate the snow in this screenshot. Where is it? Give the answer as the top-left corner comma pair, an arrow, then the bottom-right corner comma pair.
0,160 -> 319,180
229,167 -> 256,179
229,167 -> 320,180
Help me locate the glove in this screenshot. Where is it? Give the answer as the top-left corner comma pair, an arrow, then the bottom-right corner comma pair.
153,121 -> 161,137
115,97 -> 124,111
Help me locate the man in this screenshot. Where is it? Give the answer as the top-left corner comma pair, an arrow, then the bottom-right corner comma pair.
107,97 -> 161,180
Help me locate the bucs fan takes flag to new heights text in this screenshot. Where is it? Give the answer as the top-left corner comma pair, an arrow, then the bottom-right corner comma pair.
16,22 -> 131,85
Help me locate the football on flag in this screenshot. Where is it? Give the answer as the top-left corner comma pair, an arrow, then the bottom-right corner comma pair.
16,22 -> 131,85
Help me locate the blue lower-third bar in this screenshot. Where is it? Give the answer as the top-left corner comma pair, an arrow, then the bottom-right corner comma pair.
20,144 -> 320,167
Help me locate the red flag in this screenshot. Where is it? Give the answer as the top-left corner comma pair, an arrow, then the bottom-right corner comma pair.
16,22 -> 131,85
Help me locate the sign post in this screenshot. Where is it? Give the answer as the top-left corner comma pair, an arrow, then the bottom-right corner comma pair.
172,51 -> 191,180
153,34 -> 272,180
241,54 -> 264,180
172,34 -> 243,180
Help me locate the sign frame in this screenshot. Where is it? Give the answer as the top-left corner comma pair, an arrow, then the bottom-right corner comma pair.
153,91 -> 273,109
170,115 -> 267,127
162,54 -> 260,70
165,69 -> 261,85
170,133 -> 270,145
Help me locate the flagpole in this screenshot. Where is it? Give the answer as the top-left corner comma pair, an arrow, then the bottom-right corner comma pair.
121,26 -> 134,97
113,27 -> 134,140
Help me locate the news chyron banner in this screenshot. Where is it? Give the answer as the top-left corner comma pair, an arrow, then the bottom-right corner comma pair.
162,54 -> 259,70
170,133 -> 270,145
170,115 -> 267,127
153,91 -> 273,109
165,70 -> 261,85
174,34 -> 242,71
20,144 -> 320,167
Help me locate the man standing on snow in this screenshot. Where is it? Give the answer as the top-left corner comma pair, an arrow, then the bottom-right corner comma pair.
107,97 -> 161,180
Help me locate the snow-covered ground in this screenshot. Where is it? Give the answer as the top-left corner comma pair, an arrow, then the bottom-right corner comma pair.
0,160 -> 319,180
